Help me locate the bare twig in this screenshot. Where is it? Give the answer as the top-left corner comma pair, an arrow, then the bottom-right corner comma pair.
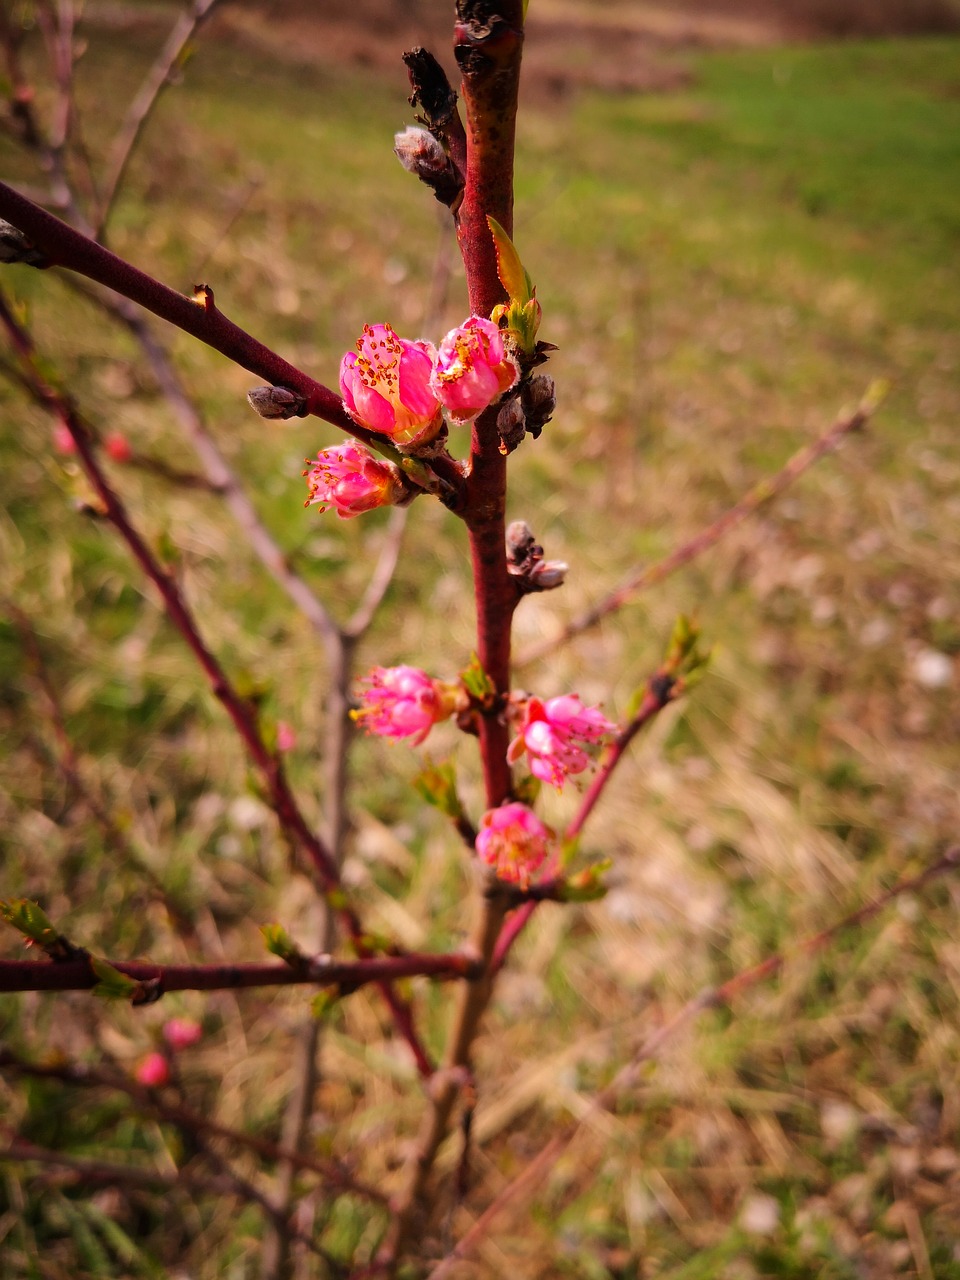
517,389 -> 884,668
97,0 -> 222,239
0,950 -> 481,994
429,845 -> 960,1276
346,507 -> 408,638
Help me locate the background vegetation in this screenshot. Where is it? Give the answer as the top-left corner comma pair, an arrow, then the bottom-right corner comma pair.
1,4 -> 959,1276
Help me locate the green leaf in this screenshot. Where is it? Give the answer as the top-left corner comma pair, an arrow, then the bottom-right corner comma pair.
311,988 -> 341,1021
90,956 -> 140,1001
460,652 -> 496,702
414,760 -> 463,819
487,216 -> 531,304
559,859 -> 612,903
0,898 -> 79,960
261,922 -> 304,967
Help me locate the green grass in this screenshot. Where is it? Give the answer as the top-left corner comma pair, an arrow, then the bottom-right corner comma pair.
1,17 -> 959,1279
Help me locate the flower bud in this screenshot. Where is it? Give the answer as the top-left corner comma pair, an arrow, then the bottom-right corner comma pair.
475,802 -> 552,889
506,520 -> 537,564
247,385 -> 308,420
162,1017 -> 203,1051
521,374 -> 556,439
340,323 -> 443,447
496,392 -> 526,453
304,440 -> 405,519
394,126 -> 463,207
430,316 -> 519,423
135,1052 -> 170,1088
104,432 -> 132,463
0,219 -> 49,268
529,559 -> 568,591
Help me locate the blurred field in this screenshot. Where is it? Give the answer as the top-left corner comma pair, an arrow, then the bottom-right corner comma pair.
1,6 -> 960,1278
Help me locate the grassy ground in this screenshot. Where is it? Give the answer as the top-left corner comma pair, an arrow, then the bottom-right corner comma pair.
1,15 -> 959,1279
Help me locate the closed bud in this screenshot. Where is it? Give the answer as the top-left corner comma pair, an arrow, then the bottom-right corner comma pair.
529,559 -> 568,591
247,385 -> 308,420
0,219 -> 49,268
521,374 -> 556,438
394,126 -> 463,207
497,393 -> 526,453
506,520 -> 537,563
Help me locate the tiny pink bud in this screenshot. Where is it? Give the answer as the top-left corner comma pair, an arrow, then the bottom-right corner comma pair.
507,694 -> 616,790
476,802 -> 551,889
430,316 -> 519,423
53,423 -> 77,455
339,323 -> 442,446
162,1018 -> 203,1052
276,721 -> 296,752
105,432 -> 132,463
353,665 -> 464,745
303,440 -> 404,519
135,1052 -> 170,1087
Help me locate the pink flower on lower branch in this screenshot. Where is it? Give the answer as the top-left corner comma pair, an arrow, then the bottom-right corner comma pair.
476,802 -> 551,889
303,441 -> 404,518
135,1052 -> 170,1088
508,694 -> 617,790
429,316 -> 519,423
353,665 -> 465,745
162,1018 -> 202,1052
340,322 -> 442,447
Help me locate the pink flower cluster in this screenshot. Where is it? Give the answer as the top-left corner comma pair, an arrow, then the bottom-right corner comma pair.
475,802 -> 551,889
307,318 -> 519,518
339,318 -> 518,444
134,1018 -> 203,1088
508,694 -> 616,790
354,665 -> 464,745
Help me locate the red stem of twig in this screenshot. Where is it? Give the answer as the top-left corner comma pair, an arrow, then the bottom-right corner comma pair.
0,950 -> 481,994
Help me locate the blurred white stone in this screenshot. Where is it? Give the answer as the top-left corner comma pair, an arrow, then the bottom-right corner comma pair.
740,1192 -> 780,1236
820,1099 -> 860,1144
859,617 -> 892,647
910,647 -> 953,688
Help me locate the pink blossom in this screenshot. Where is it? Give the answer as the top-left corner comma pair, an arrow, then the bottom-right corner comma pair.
162,1018 -> 203,1052
476,802 -> 551,888
276,721 -> 297,752
429,316 -> 519,423
507,694 -> 616,790
105,432 -> 132,463
53,423 -> 77,455
354,665 -> 462,745
339,323 -> 442,446
135,1052 -> 170,1087
304,441 -> 403,519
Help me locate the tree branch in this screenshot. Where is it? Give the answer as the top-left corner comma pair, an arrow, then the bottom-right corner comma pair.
517,389 -> 883,668
96,0 -> 222,239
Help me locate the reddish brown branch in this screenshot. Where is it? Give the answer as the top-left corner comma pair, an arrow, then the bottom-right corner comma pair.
517,391 -> 882,668
0,180 -> 345,420
0,950 -> 481,994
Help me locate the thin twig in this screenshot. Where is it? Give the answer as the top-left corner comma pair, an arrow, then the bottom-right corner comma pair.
97,0 -> 222,239
517,389 -> 884,669
346,508 -> 408,638
429,844 -> 960,1277
0,950 -> 482,994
